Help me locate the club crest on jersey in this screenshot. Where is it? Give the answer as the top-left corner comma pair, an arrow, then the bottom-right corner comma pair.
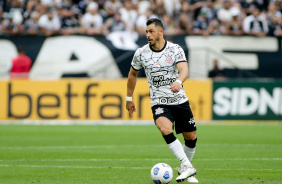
165,53 -> 173,64
155,107 -> 164,115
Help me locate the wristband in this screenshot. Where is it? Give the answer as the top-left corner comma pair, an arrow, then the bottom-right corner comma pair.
175,80 -> 182,85
126,96 -> 133,101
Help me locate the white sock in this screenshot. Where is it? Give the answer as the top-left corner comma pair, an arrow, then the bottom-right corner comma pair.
168,139 -> 193,167
183,144 -> 196,162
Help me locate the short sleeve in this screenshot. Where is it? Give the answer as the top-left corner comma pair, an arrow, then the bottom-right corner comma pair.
131,49 -> 143,71
175,45 -> 187,63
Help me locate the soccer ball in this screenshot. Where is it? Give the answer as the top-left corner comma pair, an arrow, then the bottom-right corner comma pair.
150,163 -> 173,184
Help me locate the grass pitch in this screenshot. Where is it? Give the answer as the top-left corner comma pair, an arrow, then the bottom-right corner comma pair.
0,123 -> 281,184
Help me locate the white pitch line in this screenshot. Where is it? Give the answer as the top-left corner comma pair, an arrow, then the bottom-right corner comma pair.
0,144 -> 281,150
0,145 -> 166,150
0,158 -> 281,162
162,157 -> 280,161
203,168 -> 282,171
0,165 -> 150,169
0,165 -> 281,171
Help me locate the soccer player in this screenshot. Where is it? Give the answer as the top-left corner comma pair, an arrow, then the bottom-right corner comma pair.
126,18 -> 198,183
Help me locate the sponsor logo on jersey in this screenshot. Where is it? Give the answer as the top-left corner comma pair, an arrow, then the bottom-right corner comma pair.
151,71 -> 176,87
160,95 -> 183,104
153,78 -> 176,87
151,71 -> 168,77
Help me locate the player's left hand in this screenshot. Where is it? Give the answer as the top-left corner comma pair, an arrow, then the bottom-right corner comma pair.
170,82 -> 181,93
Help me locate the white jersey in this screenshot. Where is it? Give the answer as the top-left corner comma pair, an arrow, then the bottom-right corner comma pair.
131,41 -> 188,107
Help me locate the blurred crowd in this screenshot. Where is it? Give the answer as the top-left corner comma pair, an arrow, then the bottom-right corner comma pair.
1,0 -> 282,37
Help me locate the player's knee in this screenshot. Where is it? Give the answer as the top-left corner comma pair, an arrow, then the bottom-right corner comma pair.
183,131 -> 196,140
159,126 -> 173,136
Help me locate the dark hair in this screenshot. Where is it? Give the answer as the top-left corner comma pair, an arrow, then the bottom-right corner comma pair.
146,18 -> 164,29
253,4 -> 262,12
17,46 -> 25,54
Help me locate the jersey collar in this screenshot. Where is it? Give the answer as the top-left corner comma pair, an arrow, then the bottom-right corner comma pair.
149,40 -> 167,53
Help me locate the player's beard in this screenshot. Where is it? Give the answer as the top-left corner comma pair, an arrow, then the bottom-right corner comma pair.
149,36 -> 160,47
149,39 -> 155,46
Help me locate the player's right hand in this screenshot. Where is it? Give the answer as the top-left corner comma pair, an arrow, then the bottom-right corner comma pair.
126,101 -> 137,118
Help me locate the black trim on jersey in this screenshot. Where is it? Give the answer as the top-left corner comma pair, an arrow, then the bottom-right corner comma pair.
176,60 -> 188,64
149,40 -> 167,53
131,65 -> 140,71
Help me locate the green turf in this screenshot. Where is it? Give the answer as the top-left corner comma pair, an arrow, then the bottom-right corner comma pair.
0,123 -> 281,184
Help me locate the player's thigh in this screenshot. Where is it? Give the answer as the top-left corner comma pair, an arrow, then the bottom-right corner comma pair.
182,131 -> 197,140
155,117 -> 174,136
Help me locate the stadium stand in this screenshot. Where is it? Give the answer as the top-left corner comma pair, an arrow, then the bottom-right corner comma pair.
0,0 -> 281,37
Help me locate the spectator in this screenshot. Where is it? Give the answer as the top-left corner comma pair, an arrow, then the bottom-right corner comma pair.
239,0 -> 256,15
162,14 -> 176,35
104,0 -> 122,18
23,11 -> 41,35
78,0 -> 94,14
102,12 -> 127,36
212,0 -> 223,11
192,11 -> 210,36
23,0 -> 41,20
1,12 -> 23,35
81,2 -> 103,35
38,8 -> 61,36
178,0 -> 191,14
0,5 -> 2,33
174,0 -> 194,27
240,0 -> 269,15
265,2 -> 281,36
162,0 -> 181,16
226,7 -> 244,35
35,1 -> 49,17
208,59 -> 226,79
40,0 -> 61,8
254,0 -> 269,12
217,0 -> 233,25
2,0 -> 12,13
137,0 -> 151,15
0,0 -> 278,37
135,8 -> 157,35
274,21 -> 282,36
243,6 -> 268,36
10,46 -> 32,79
176,12 -> 192,35
57,0 -> 81,35
206,19 -> 226,36
272,0 -> 282,12
188,0 -> 203,20
1,0 -> 24,35
119,0 -> 137,32
150,0 -> 167,18
103,12 -> 138,50
8,0 -> 24,23
200,0 -> 217,23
